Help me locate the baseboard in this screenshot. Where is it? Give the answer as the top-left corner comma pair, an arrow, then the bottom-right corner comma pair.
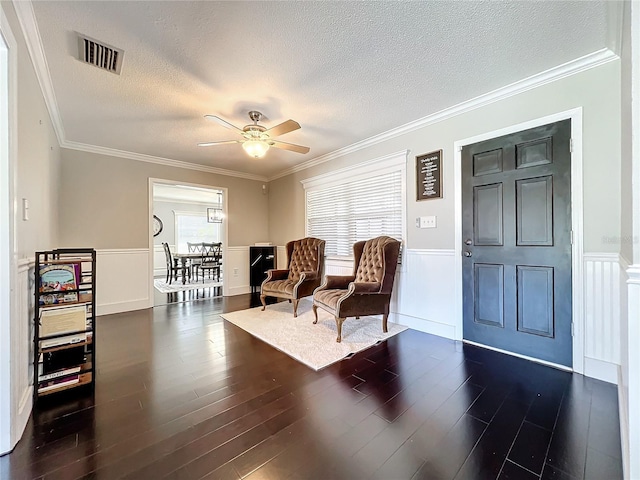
389,312 -> 457,340
96,298 -> 150,316
618,366 -> 630,480
228,285 -> 251,296
584,357 -> 618,384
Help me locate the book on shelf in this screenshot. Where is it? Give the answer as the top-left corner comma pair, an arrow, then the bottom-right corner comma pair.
39,375 -> 80,392
38,365 -> 81,382
39,304 -> 88,338
38,262 -> 81,305
40,332 -> 87,349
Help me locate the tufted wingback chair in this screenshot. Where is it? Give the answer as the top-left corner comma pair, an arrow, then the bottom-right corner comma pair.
260,237 -> 326,317
312,236 -> 401,342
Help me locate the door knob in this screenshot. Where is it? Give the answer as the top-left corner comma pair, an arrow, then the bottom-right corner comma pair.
464,239 -> 473,245
464,251 -> 472,257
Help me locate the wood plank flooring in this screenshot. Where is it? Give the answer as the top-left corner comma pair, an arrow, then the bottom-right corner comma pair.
1,294 -> 623,479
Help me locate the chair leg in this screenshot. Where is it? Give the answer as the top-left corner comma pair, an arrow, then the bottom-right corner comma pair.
260,294 -> 267,311
335,317 -> 345,343
292,299 -> 299,318
312,304 -> 319,324
382,313 -> 388,333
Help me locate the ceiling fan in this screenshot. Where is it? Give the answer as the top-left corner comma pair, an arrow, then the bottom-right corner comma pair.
198,111 -> 310,158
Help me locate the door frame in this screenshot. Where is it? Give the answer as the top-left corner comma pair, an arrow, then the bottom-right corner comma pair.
453,107 -> 584,373
0,6 -> 18,454
147,178 -> 230,305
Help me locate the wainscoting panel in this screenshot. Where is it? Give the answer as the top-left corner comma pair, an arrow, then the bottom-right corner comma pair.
277,246 -> 287,270
325,257 -> 355,276
96,249 -> 150,316
12,259 -> 33,448
391,249 -> 458,338
583,253 -> 622,383
226,247 -> 250,296
153,244 -> 168,277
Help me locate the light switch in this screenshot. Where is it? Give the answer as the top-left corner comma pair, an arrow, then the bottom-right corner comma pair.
22,198 -> 29,221
419,215 -> 436,228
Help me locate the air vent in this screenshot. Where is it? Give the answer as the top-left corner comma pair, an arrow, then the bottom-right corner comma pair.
77,34 -> 124,75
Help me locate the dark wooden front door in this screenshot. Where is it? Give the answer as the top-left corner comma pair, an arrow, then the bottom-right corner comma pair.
462,120 -> 572,367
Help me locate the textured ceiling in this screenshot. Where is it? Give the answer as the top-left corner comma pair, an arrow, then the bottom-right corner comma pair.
30,1 -> 610,178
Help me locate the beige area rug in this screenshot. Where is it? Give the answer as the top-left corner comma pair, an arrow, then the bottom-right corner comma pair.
221,298 -> 408,370
154,278 -> 222,293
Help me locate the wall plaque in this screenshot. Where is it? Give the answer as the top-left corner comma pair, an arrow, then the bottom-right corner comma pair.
416,149 -> 443,200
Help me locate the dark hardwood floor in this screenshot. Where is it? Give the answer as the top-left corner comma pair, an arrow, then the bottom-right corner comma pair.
2,294 -> 623,479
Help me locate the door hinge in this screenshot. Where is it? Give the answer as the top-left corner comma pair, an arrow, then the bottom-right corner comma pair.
571,323 -> 574,337
457,145 -> 463,152
569,138 -> 573,153
570,230 -> 574,244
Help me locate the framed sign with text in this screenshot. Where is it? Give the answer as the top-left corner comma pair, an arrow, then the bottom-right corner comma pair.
416,150 -> 443,201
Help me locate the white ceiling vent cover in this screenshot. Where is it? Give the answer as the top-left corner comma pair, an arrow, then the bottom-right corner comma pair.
77,34 -> 124,75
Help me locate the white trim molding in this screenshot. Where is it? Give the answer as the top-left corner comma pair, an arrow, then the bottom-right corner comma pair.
300,150 -> 408,191
453,108 -> 585,372
63,141 -> 268,182
0,6 -> 20,455
626,265 -> 640,480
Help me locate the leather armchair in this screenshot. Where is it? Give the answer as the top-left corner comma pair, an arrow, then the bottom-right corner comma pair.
260,237 -> 326,317
312,236 -> 401,342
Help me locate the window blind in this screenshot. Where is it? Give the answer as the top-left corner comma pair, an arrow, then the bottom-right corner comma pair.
306,170 -> 403,257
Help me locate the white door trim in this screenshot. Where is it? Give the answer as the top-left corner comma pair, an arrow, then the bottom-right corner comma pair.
453,107 -> 584,373
0,6 -> 19,454
148,178 -> 230,303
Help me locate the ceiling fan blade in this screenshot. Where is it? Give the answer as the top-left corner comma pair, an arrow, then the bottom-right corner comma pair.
204,115 -> 244,133
270,140 -> 310,154
264,119 -> 300,138
197,140 -> 242,147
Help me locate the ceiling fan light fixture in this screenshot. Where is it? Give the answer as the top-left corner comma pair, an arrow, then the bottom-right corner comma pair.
243,140 -> 270,158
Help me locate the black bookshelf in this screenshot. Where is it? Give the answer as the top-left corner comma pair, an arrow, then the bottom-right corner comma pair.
33,248 -> 96,402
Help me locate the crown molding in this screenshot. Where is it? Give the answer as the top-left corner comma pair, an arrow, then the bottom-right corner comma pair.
12,0 -> 65,145
269,48 -> 618,182
61,141 -> 268,182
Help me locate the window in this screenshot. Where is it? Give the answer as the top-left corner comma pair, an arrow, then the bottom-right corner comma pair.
302,151 -> 407,258
174,212 -> 221,252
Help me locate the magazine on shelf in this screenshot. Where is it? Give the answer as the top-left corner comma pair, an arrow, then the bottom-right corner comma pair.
38,365 -> 81,382
39,304 -> 88,338
39,375 -> 80,392
38,263 -> 81,305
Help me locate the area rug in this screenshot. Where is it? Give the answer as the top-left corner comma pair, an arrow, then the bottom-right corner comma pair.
221,298 -> 408,370
154,278 -> 222,293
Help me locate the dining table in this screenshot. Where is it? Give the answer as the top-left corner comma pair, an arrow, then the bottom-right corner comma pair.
172,252 -> 203,284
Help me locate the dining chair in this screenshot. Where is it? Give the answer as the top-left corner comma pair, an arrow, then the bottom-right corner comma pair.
187,242 -> 204,278
200,242 -> 222,282
162,242 -> 179,284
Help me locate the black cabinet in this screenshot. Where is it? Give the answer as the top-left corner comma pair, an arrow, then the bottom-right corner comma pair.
249,246 -> 276,292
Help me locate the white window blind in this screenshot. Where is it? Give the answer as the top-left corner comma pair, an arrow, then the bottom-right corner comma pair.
306,170 -> 403,257
174,212 -> 221,252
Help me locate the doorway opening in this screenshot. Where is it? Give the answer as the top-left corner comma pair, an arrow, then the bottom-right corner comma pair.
149,180 -> 228,307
